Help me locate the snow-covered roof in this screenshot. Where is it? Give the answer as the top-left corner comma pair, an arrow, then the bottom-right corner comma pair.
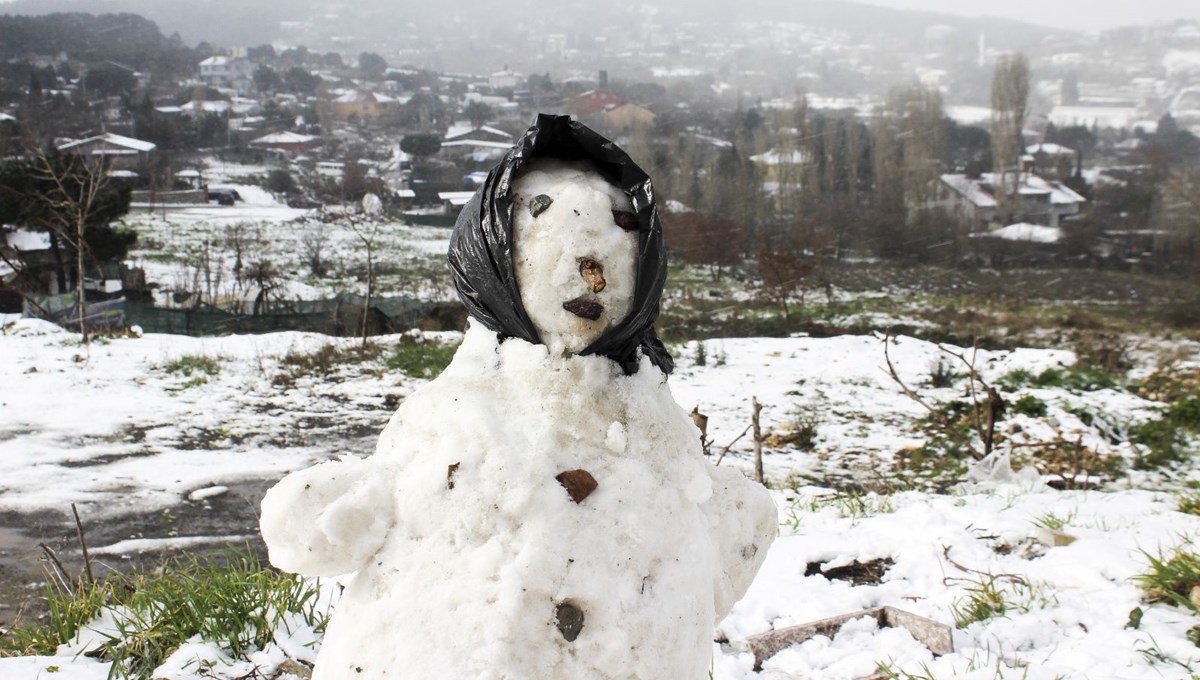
1026,143 -> 1076,156
0,112 -> 15,123
251,131 -> 319,146
334,90 -> 378,104
199,55 -> 246,66
445,123 -> 512,140
180,100 -> 232,114
973,223 -> 1062,243
940,173 -> 1085,208
438,191 -> 476,206
4,229 -> 52,251
749,148 -> 810,165
440,139 -> 514,150
57,132 -> 156,153
107,170 -> 139,178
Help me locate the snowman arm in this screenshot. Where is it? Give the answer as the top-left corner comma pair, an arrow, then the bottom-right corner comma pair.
259,456 -> 394,577
706,465 -> 778,622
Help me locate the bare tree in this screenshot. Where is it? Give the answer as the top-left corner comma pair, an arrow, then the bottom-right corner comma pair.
1158,166 -> 1200,278
345,193 -> 384,348
24,148 -> 120,349
300,221 -> 330,277
991,53 -> 1031,224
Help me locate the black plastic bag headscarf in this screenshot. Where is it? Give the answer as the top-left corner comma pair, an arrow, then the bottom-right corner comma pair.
448,113 -> 673,376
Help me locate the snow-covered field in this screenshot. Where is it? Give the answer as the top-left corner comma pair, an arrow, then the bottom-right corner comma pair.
2,317 -> 1199,679
2,161 -> 1198,678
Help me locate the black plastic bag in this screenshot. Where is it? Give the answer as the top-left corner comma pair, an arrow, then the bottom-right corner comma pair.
448,113 -> 673,375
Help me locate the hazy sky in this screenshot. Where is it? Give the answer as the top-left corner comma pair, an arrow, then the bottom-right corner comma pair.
856,0 -> 1200,33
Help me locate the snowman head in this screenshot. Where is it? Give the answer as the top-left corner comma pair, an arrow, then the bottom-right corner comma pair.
511,160 -> 639,357
448,114 -> 673,375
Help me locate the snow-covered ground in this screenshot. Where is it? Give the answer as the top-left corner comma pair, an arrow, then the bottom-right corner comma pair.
1,317 -> 1198,679
120,165 -> 454,305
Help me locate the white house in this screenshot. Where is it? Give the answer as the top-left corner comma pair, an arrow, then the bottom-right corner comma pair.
198,55 -> 255,91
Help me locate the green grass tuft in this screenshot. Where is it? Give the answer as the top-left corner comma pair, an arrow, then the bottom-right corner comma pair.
1010,394 -> 1048,418
162,354 -> 221,377
0,547 -> 327,679
1135,543 -> 1200,615
386,338 -> 460,379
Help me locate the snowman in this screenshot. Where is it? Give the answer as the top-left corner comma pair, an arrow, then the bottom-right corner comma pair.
259,114 -> 776,679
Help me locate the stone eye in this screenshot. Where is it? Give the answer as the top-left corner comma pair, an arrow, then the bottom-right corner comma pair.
612,210 -> 638,231
529,194 -> 553,218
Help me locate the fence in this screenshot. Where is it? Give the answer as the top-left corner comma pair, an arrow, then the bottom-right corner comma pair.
123,293 -> 433,337
23,293 -> 125,331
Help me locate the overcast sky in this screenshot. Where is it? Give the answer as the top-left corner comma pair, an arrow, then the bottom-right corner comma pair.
0,0 -> 1196,35
855,0 -> 1200,33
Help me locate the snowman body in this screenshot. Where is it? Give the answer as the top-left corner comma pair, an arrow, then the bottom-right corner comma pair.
260,148 -> 776,679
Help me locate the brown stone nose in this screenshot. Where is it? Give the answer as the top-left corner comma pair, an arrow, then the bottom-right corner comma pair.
579,258 -> 605,293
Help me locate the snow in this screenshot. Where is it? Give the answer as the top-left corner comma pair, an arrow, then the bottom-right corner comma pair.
510,161 -> 638,356
974,223 -> 1063,243
259,323 -> 774,679
0,320 -> 1198,678
259,162 -> 776,677
58,132 -> 156,153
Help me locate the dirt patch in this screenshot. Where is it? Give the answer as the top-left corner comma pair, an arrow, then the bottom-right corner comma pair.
805,557 -> 895,586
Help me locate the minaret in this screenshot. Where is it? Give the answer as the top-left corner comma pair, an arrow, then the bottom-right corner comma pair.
978,32 -> 986,68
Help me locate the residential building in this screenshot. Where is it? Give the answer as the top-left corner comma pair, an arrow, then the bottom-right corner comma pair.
934,171 -> 1086,231
198,54 -> 255,92
57,132 -> 156,170
333,90 -> 396,122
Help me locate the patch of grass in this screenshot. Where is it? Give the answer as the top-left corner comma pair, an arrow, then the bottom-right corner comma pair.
386,336 -> 460,379
0,548 -> 326,679
1180,492 -> 1200,517
274,341 -> 382,387
875,663 -> 938,680
1032,366 -> 1119,392
0,551 -> 328,676
1010,394 -> 1048,418
951,574 -> 1012,628
1130,417 -> 1188,470
162,354 -> 221,377
809,491 -> 895,520
0,568 -> 111,656
1032,509 -> 1075,531
996,368 -> 1034,392
768,406 -> 821,451
1135,543 -> 1200,614
927,357 -> 959,388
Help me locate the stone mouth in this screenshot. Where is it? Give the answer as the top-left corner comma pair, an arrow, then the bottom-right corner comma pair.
562,296 -> 604,321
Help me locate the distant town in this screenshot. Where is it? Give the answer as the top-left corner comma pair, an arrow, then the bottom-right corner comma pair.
1,8 -> 1199,329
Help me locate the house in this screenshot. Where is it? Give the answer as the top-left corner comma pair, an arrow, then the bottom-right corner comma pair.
444,122 -> 513,145
440,139 -> 512,163
250,131 -> 321,153
488,67 -> 523,90
933,171 -> 1086,231
750,147 -> 811,190
602,103 -> 655,131
333,90 -> 396,122
57,132 -> 156,170
573,90 -> 626,114
198,54 -> 255,92
1025,143 -> 1078,179
438,191 -> 476,214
